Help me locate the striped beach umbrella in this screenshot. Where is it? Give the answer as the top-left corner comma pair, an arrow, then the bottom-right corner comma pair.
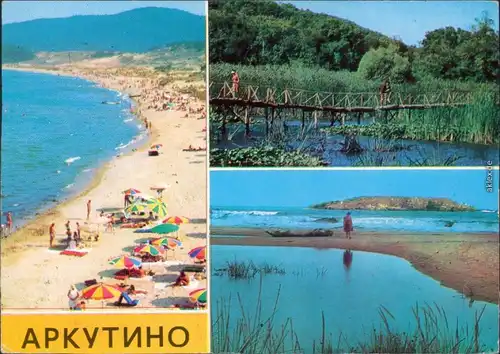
188,246 -> 206,260
151,237 -> 182,249
189,288 -> 207,305
150,223 -> 179,234
134,244 -> 164,256
108,255 -> 142,269
81,283 -> 122,300
146,199 -> 168,218
123,188 -> 141,195
125,202 -> 147,214
163,216 -> 190,225
150,144 -> 163,150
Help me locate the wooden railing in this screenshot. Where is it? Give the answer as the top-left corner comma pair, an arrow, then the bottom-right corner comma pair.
209,82 -> 476,109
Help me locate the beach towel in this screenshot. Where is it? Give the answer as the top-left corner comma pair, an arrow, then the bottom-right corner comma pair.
121,292 -> 139,306
60,250 -> 88,257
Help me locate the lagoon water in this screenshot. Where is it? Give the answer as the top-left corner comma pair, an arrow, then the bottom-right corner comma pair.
211,206 -> 499,233
1,70 -> 146,227
211,245 -> 499,352
214,121 -> 499,166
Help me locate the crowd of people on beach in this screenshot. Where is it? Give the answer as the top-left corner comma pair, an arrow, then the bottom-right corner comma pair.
52,192 -> 207,310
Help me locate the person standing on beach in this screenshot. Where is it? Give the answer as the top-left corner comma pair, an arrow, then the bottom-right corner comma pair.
67,285 -> 80,310
343,212 -> 353,239
6,212 -> 13,234
86,200 -> 91,220
76,222 -> 81,240
231,70 -> 240,98
49,223 -> 56,248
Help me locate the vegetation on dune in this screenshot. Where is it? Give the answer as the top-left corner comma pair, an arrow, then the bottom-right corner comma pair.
1,44 -> 36,63
212,280 -> 492,353
210,147 -> 325,167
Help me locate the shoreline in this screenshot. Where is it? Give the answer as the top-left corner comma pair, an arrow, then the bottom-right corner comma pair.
1,66 -> 150,233
211,227 -> 499,304
1,63 -> 207,309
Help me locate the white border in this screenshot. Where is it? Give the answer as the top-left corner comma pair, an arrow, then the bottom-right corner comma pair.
204,0 -> 212,348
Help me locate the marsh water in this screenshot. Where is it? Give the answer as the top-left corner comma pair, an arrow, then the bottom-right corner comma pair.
212,120 -> 499,166
211,245 -> 499,353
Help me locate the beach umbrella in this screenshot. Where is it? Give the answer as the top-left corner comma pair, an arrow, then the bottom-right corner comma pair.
81,283 -> 122,300
151,237 -> 182,249
146,199 -> 168,218
133,244 -> 164,256
188,246 -> 206,260
125,202 -> 147,214
136,193 -> 155,201
150,223 -> 179,234
123,188 -> 141,195
150,184 -> 170,191
189,288 -> 207,305
163,216 -> 190,225
108,255 -> 142,269
150,144 -> 163,150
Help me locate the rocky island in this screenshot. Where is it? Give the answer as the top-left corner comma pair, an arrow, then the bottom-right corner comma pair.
311,197 -> 475,212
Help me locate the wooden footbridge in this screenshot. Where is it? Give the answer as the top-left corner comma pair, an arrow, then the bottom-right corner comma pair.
209,81 -> 476,136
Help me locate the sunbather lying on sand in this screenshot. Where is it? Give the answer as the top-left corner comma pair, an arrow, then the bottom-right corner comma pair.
173,271 -> 190,287
183,145 -> 206,152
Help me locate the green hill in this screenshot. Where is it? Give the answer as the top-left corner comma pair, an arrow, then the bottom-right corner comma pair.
2,7 -> 205,54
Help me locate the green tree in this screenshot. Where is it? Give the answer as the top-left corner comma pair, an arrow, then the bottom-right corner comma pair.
357,45 -> 413,83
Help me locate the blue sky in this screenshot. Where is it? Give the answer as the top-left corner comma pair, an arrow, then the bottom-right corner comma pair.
211,169 -> 499,210
1,1 -> 205,24
283,1 -> 499,46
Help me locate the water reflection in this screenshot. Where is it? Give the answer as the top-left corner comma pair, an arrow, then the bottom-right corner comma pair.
343,249 -> 353,270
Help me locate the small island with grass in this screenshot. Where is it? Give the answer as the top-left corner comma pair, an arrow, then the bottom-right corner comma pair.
311,197 -> 476,212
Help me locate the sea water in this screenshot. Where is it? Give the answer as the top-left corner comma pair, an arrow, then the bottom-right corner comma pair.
1,69 -> 146,228
211,206 -> 499,233
211,245 -> 499,352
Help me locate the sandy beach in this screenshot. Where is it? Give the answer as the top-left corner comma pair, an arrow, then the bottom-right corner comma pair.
211,227 -> 499,304
1,64 -> 207,310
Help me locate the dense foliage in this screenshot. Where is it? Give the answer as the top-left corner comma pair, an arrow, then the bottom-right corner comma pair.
210,147 -> 325,167
209,0 -> 498,83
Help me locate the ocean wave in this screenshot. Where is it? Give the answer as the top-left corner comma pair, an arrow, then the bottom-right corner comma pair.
63,183 -> 74,189
480,209 -> 497,213
123,118 -> 133,123
212,209 -> 279,217
82,169 -> 92,173
64,156 -> 81,165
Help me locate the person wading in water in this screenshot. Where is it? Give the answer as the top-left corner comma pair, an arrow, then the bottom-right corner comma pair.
379,79 -> 391,105
231,70 -> 240,98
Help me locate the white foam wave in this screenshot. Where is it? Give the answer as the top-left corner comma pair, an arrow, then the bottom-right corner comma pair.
64,183 -> 75,189
123,118 -> 133,123
65,156 -> 81,165
82,169 -> 92,173
480,209 -> 496,213
215,210 -> 279,217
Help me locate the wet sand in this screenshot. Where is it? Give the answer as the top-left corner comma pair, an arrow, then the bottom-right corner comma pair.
211,227 -> 499,304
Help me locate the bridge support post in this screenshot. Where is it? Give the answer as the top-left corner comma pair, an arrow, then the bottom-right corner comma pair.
244,107 -> 250,137
313,110 -> 318,129
301,110 -> 305,132
265,107 -> 269,136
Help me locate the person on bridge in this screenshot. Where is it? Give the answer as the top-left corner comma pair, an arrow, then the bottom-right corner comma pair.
379,79 -> 391,105
231,70 -> 240,98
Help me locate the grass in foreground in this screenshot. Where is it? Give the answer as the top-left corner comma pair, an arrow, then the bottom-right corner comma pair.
214,260 -> 286,279
212,277 -> 492,353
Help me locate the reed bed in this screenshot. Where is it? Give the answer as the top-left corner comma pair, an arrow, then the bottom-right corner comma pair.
210,63 -> 499,145
212,279 -> 493,353
213,260 -> 286,279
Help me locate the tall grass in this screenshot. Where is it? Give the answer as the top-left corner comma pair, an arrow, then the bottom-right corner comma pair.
213,260 -> 286,279
211,63 -> 499,145
212,278 -> 493,353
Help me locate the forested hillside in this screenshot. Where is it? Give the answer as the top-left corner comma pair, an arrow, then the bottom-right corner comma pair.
209,0 -> 498,83
2,7 -> 205,54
